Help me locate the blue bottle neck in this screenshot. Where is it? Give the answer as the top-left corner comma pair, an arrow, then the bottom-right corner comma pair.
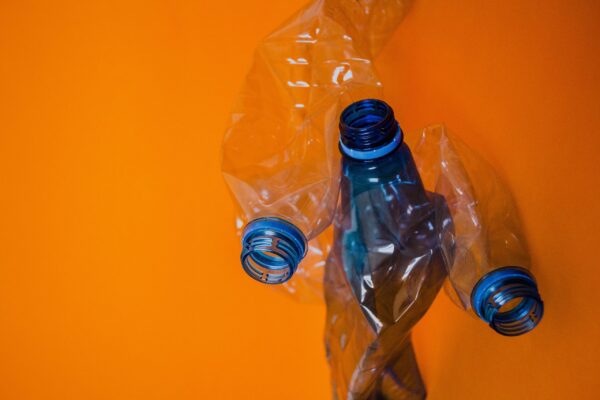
342,143 -> 426,194
338,99 -> 425,193
339,98 -> 399,154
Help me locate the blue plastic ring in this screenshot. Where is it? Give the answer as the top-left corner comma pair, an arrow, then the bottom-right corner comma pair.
471,266 -> 544,336
241,217 -> 307,284
339,127 -> 403,160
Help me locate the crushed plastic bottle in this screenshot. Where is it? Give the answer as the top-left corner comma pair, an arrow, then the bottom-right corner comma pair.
407,125 -> 544,336
324,99 -> 453,399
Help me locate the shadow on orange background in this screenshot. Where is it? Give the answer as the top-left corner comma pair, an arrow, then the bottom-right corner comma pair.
1,1 -> 599,399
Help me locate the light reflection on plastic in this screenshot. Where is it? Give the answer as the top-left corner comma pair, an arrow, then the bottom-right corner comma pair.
287,80 -> 309,87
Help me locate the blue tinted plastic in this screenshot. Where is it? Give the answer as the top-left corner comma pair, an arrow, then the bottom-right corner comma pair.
471,266 -> 544,336
222,0 -> 546,395
324,100 -> 454,398
241,217 -> 307,284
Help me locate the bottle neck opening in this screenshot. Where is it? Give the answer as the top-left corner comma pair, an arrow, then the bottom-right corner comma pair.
241,217 -> 307,284
471,267 -> 544,336
339,99 -> 402,160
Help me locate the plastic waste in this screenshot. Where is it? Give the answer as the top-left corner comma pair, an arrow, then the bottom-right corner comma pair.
407,125 -> 544,336
222,0 -> 411,293
324,99 -> 453,399
221,0 -> 545,396
324,99 -> 544,399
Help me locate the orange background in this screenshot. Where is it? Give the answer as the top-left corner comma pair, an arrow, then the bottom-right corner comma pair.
1,1 -> 599,399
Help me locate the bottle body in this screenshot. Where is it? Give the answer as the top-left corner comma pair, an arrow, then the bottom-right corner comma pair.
408,126 -> 544,335
324,100 -> 454,399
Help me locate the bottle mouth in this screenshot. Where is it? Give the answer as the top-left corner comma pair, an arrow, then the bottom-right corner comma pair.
471,267 -> 544,336
241,217 -> 307,284
339,99 -> 402,160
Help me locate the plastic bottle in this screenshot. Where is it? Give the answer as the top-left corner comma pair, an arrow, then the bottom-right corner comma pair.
324,99 -> 454,399
408,125 -> 545,336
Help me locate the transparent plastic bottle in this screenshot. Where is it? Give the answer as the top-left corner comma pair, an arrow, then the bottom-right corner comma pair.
324,99 -> 454,399
408,126 -> 545,336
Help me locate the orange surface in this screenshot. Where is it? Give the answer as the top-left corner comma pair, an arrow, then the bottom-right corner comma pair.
1,1 -> 599,399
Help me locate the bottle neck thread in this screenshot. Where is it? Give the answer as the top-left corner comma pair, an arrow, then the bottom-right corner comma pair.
339,99 -> 402,160
241,217 -> 307,284
471,267 -> 544,336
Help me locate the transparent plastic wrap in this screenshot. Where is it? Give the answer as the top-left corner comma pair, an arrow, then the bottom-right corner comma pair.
221,0 -> 410,291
